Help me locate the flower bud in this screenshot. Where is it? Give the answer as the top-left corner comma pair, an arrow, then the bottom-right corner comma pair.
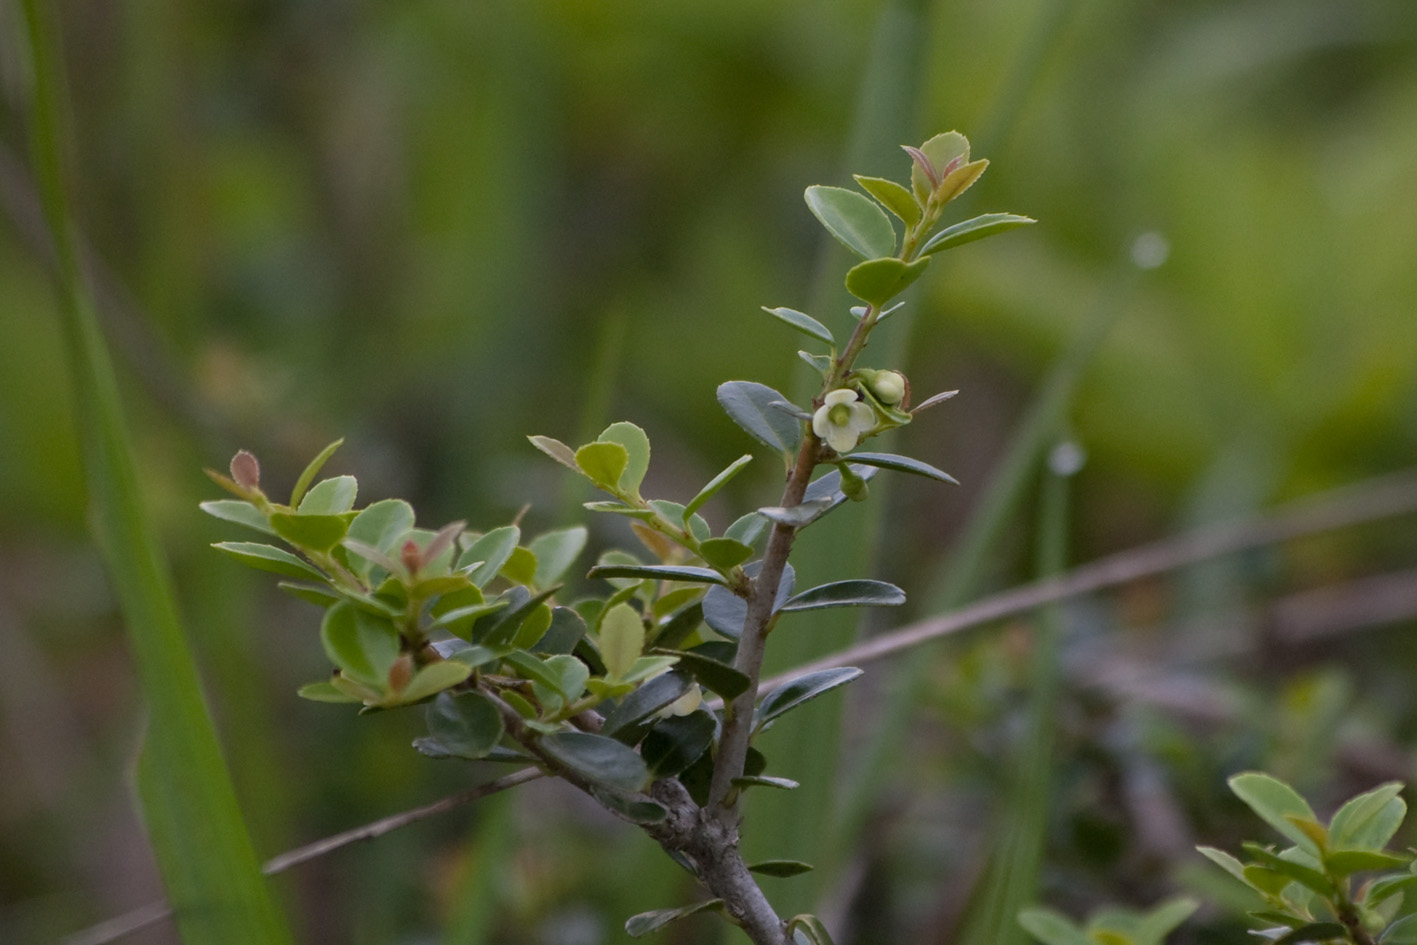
867,370 -> 908,406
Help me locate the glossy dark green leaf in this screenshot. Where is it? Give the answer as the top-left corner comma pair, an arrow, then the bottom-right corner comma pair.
920,212 -> 1036,255
748,860 -> 814,878
320,602 -> 399,687
684,454 -> 754,522
651,602 -> 704,650
761,307 -> 835,346
214,541 -> 326,581
598,421 -> 651,496
575,441 -> 629,492
288,439 -> 344,507
588,564 -> 728,586
844,255 -> 930,305
534,607 -> 587,655
269,511 -> 348,553
842,452 -> 958,484
716,381 -> 803,454
530,526 -> 587,588
625,900 -> 725,938
1327,781 -> 1406,851
199,500 -> 273,535
701,563 -> 793,639
1230,772 -> 1324,854
1017,908 -> 1093,945
852,174 -> 921,225
540,731 -> 649,792
652,647 -> 750,699
755,667 -> 863,731
781,580 -> 904,612
298,475 -> 357,515
698,537 -> 753,570
425,690 -> 504,759
804,185 -> 895,259
642,710 -> 716,779
602,671 -> 693,737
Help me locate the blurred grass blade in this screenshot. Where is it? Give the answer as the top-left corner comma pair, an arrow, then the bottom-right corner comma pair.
957,442 -> 1074,945
19,0 -> 294,941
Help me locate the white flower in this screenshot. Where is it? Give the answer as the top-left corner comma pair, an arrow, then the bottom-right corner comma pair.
812,388 -> 876,453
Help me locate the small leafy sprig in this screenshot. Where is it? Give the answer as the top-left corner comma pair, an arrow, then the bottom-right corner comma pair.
204,130 -> 1032,945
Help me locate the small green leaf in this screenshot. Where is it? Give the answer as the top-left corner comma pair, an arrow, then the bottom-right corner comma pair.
269,512 -> 349,553
1229,772 -> 1324,854
755,667 -> 863,731
530,526 -> 588,588
1382,916 -> 1417,945
540,731 -> 649,792
798,350 -> 833,377
499,546 -> 538,586
1197,845 -> 1251,886
320,602 -> 399,687
843,452 -> 958,484
625,900 -> 725,938
395,661 -> 473,704
457,525 -> 522,587
762,307 -> 835,346
724,511 -> 768,548
602,672 -> 693,736
920,213 -> 1036,255
804,185 -> 896,259
1017,908 -> 1093,945
780,580 -> 905,612
1324,849 -> 1409,876
910,131 -> 970,199
298,475 -> 358,514
528,435 -> 579,471
199,500 -> 273,535
510,603 -> 553,650
575,442 -> 629,492
214,541 -> 326,581
698,537 -> 753,570
853,174 -> 920,225
296,680 -> 361,703
844,255 -> 930,305
717,381 -> 803,454
1367,873 -> 1417,907
748,860 -> 814,878
1328,782 -> 1406,851
588,564 -> 728,586
1241,843 -> 1333,895
600,602 -> 645,681
620,655 -> 679,685
289,438 -> 344,507
598,421 -> 651,496
424,690 -> 504,759
276,581 -> 340,608
1133,898 -> 1200,945
641,710 -> 716,778
684,454 -> 754,523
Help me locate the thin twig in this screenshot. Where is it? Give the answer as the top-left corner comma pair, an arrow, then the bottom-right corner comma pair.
58,768 -> 543,945
749,468 -> 1417,697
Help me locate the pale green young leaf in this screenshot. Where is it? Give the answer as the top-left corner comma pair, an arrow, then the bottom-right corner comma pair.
199,500 -> 273,535
920,213 -> 1036,255
296,680 -> 362,703
458,525 -> 521,586
528,435 -> 580,471
575,442 -> 629,492
1017,908 -> 1093,945
804,185 -> 896,259
1229,772 -> 1325,854
597,421 -> 651,496
214,541 -> 327,581
910,131 -> 970,199
698,537 -> 753,570
298,475 -> 358,514
396,661 -> 473,704
269,512 -> 348,553
320,602 -> 399,687
289,439 -> 344,507
844,256 -> 930,305
346,499 -> 416,553
1327,782 -> 1405,852
600,602 -> 645,680
684,453 -> 753,522
853,174 -> 921,225
530,526 -> 588,588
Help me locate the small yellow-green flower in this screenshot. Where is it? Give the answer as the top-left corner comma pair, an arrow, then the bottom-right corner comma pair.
813,388 -> 875,453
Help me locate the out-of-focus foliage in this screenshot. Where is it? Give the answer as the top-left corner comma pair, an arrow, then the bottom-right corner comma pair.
2,0 -> 1416,943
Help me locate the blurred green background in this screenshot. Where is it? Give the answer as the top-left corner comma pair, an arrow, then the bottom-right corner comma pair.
3,0 -> 1417,942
